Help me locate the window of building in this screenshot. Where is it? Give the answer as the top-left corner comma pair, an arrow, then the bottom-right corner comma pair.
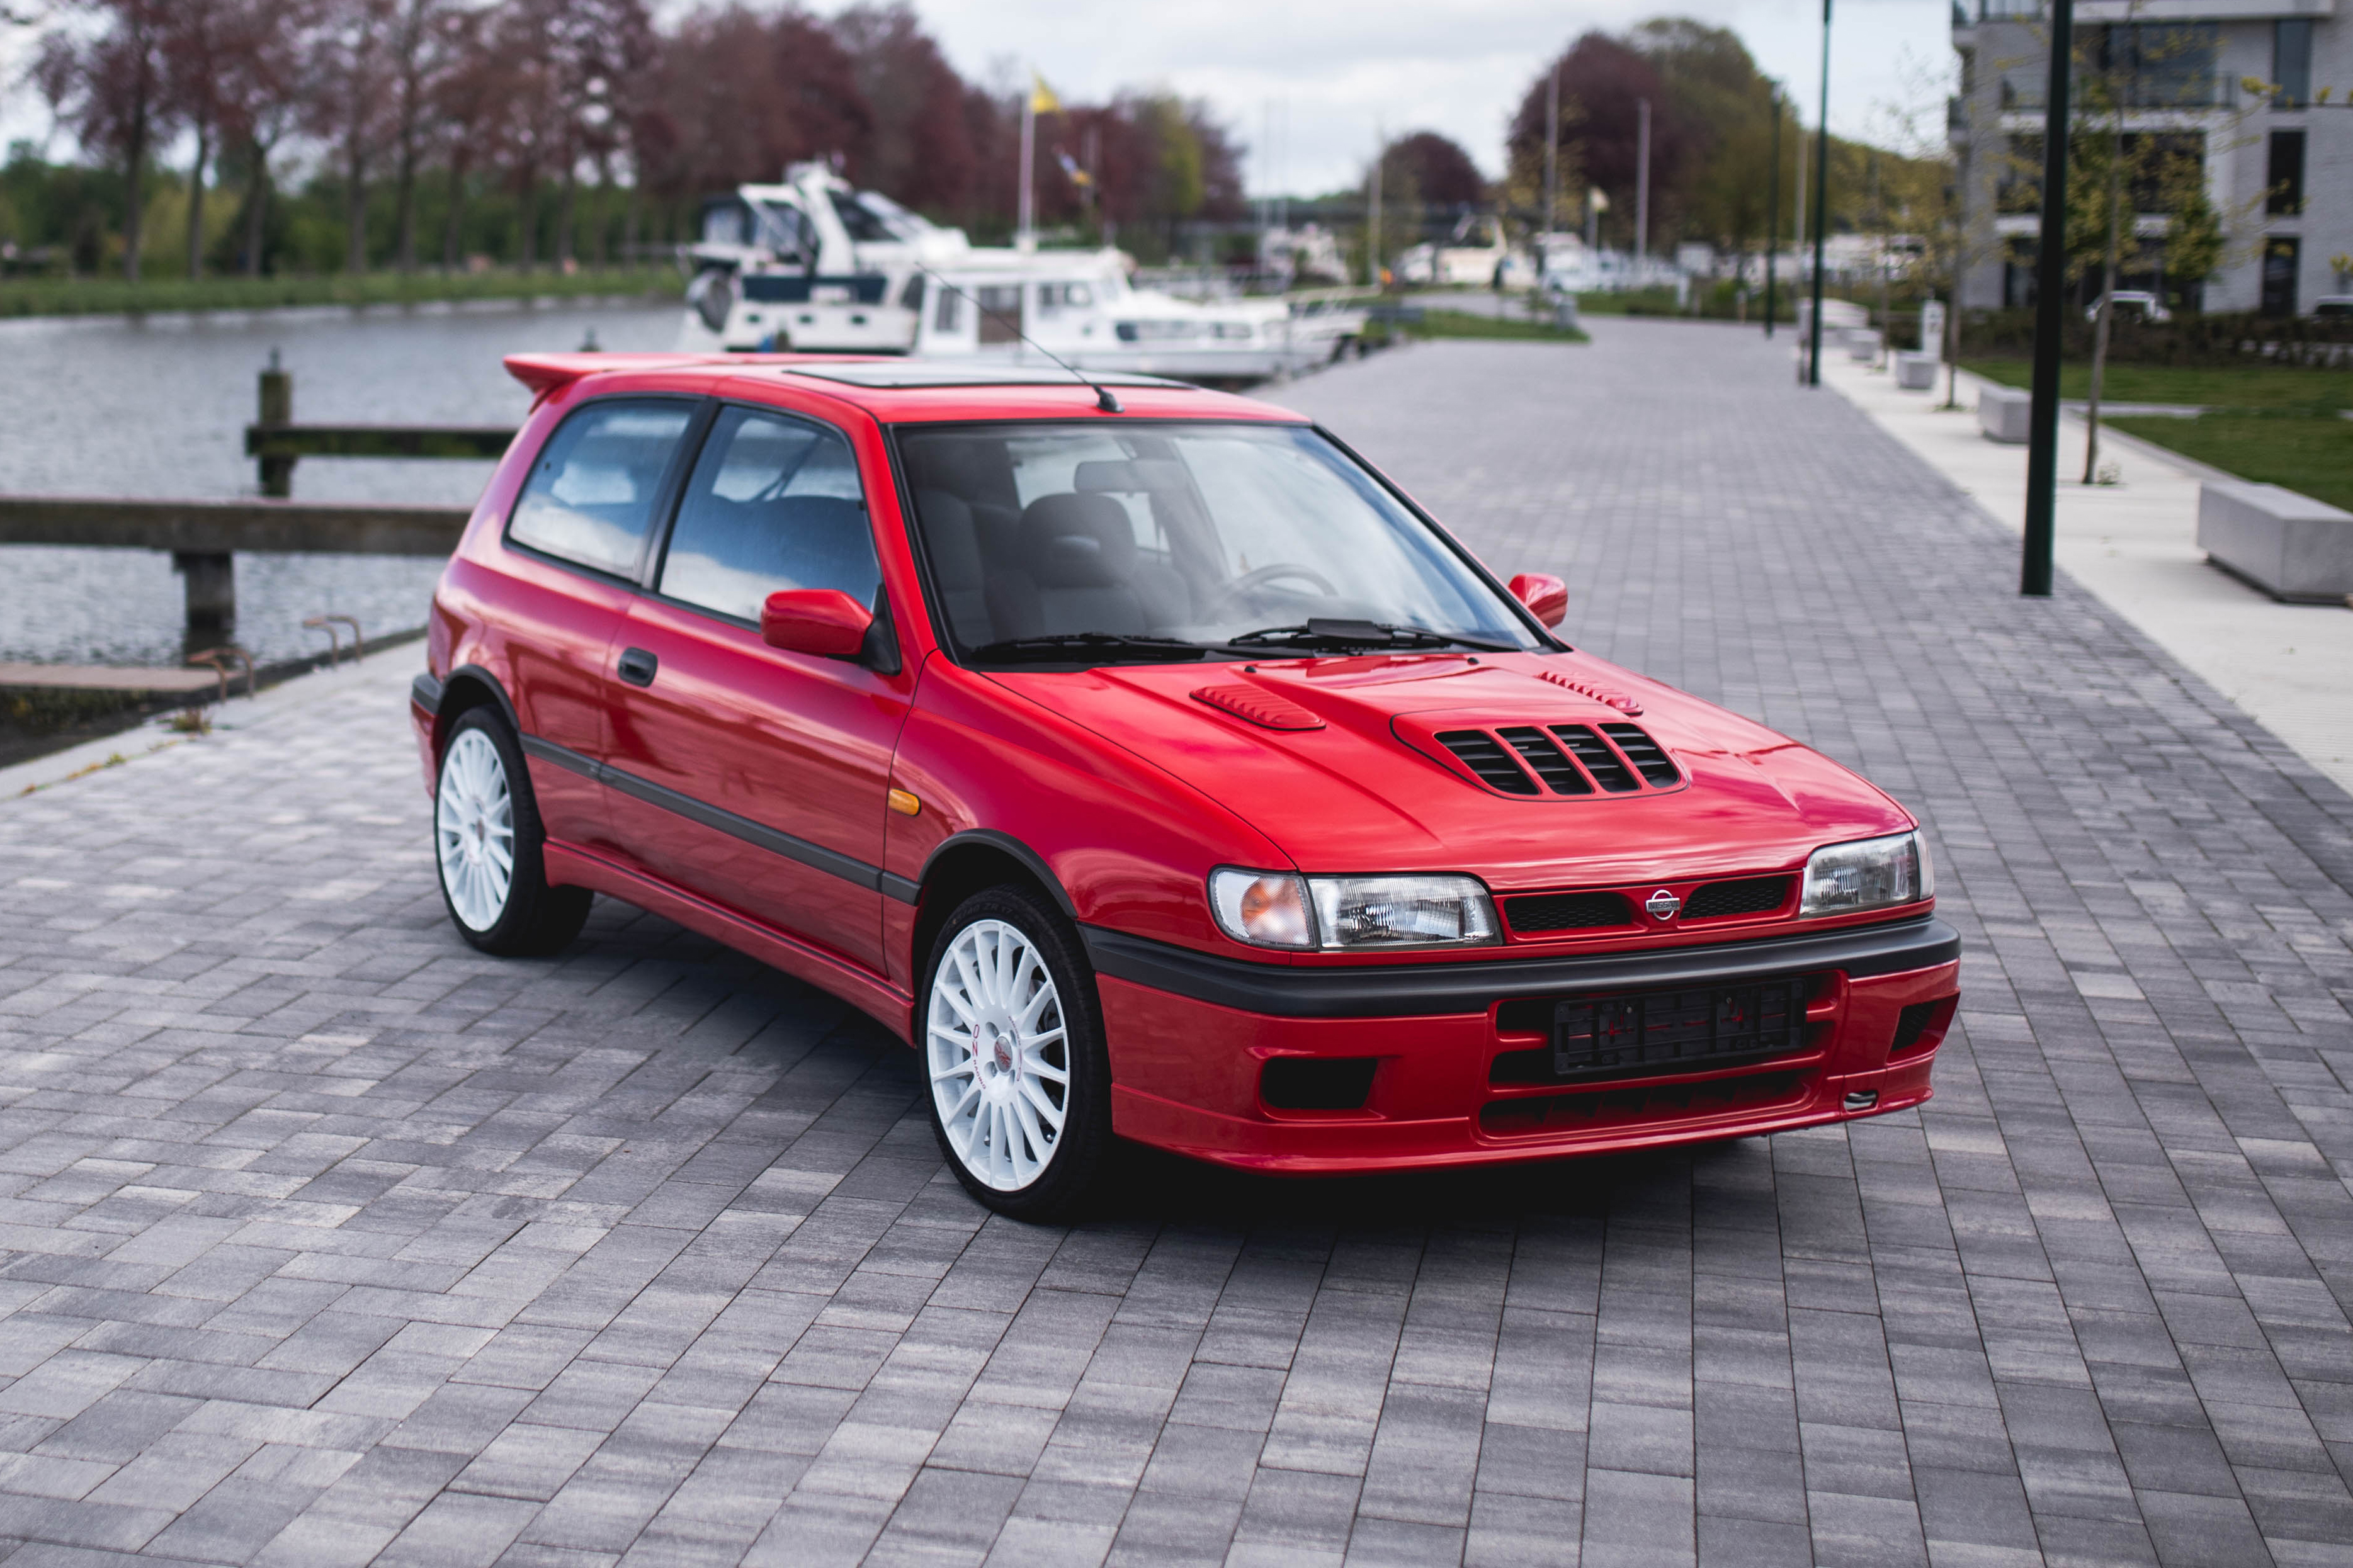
2260,237 -> 2299,317
507,400 -> 696,578
2267,131 -> 2306,215
2273,19 -> 2313,106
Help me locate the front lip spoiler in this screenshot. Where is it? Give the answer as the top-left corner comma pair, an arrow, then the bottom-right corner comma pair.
1080,914 -> 1959,1020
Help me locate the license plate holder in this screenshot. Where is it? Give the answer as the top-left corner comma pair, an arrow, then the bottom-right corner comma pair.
1551,975 -> 1808,1083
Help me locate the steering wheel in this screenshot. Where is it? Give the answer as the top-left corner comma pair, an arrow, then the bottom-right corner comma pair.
1203,562 -> 1338,618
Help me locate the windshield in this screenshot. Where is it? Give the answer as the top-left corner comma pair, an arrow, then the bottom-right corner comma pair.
897,422 -> 1543,663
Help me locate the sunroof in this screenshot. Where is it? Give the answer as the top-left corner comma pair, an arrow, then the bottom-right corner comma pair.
785,363 -> 1190,390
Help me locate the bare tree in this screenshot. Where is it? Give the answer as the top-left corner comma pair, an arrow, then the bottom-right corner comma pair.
384,0 -> 443,273
162,0 -> 234,276
35,0 -> 174,280
308,0 -> 392,273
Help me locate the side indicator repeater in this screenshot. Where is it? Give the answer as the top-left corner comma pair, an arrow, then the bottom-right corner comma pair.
888,788 -> 922,817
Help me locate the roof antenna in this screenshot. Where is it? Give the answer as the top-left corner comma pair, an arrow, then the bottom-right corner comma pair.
913,261 -> 1122,412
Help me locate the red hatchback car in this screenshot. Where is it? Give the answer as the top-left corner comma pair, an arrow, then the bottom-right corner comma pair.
412,353 -> 1959,1219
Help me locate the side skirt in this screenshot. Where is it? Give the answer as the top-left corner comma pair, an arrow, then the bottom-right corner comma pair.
543,840 -> 915,1044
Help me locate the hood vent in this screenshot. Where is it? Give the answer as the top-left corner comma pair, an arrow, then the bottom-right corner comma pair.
1601,723 -> 1681,787
1422,720 -> 1683,799
1537,670 -> 1643,714
1434,730 -> 1542,794
1550,726 -> 1641,792
1191,684 -> 1324,731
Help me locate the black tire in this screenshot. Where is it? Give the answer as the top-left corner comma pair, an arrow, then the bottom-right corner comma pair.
433,707 -> 591,957
919,884 -> 1114,1222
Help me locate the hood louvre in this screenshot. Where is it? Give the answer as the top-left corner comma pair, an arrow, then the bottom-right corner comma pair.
1434,730 -> 1541,794
1496,726 -> 1595,795
1548,725 -> 1642,792
1601,723 -> 1682,787
1191,684 -> 1325,731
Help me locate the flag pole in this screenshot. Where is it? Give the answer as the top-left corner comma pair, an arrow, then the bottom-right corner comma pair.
1018,78 -> 1037,252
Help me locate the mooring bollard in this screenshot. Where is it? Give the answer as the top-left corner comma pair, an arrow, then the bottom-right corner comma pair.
258,351 -> 293,498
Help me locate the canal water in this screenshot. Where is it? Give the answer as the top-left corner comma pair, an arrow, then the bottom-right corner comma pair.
0,296 -> 683,667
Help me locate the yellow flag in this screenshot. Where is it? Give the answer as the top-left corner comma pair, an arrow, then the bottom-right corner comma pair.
1030,73 -> 1061,115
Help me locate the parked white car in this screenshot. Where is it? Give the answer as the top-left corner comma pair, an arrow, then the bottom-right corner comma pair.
2085,291 -> 2172,324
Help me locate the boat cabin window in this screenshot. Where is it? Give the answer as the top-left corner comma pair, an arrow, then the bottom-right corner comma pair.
753,201 -> 818,264
1036,283 -> 1095,312
700,198 -> 753,248
830,192 -> 900,244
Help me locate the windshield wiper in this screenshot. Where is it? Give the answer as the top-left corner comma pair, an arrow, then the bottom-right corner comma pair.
970,633 -> 1215,664
1227,618 -> 1517,653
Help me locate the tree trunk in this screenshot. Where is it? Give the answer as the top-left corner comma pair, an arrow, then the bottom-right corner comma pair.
122,79 -> 150,282
344,125 -> 370,274
184,121 -> 210,279
242,140 -> 270,277
440,150 -> 470,271
518,169 -> 540,270
556,152 -> 578,267
2082,121 -> 2126,484
393,108 -> 419,271
593,152 -> 611,268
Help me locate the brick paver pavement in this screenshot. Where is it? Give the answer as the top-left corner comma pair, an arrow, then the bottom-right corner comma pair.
2,322 -> 2349,1567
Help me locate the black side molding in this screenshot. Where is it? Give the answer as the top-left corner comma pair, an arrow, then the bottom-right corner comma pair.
410,673 -> 443,715
1080,915 -> 1961,1020
516,733 -> 920,905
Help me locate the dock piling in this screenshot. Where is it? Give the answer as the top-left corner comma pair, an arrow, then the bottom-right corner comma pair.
258,351 -> 295,498
172,550 -> 236,635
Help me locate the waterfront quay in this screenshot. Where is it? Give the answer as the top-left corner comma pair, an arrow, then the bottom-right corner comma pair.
1,325 -> 2349,1566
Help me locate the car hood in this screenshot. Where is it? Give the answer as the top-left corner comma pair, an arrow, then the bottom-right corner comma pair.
987,651 -> 1914,890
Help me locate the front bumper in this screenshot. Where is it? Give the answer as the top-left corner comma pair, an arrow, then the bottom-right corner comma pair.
1085,915 -> 1961,1173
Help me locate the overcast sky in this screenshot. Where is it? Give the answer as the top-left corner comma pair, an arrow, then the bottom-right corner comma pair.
1,0 -> 1954,190
900,0 -> 1958,195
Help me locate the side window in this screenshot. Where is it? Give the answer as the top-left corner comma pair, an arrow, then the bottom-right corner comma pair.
507,400 -> 695,578
657,407 -> 882,623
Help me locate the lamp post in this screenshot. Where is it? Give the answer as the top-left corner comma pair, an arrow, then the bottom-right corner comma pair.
1806,0 -> 1832,386
1765,87 -> 1781,339
2022,0 -> 2077,597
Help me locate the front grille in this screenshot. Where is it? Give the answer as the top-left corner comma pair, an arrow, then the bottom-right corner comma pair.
1434,730 -> 1539,794
1682,876 -> 1791,920
1601,723 -> 1681,786
1497,727 -> 1594,794
1490,974 -> 1812,1086
1481,1069 -> 1809,1136
1550,725 -> 1641,791
1504,890 -> 1634,934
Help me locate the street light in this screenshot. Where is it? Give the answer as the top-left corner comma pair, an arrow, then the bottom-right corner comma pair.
2022,0 -> 2077,597
1806,0 -> 1832,386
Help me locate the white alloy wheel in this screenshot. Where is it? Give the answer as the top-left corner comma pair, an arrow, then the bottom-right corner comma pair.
926,918 -> 1071,1192
436,728 -> 516,932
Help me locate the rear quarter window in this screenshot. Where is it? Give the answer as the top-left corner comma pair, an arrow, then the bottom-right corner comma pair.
507,399 -> 696,577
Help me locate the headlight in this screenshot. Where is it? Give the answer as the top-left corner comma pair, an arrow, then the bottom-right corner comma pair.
1799,832 -> 1932,918
1210,869 -> 1499,950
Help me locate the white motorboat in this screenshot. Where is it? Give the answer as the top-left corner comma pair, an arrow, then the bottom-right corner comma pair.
678,163 -> 1364,383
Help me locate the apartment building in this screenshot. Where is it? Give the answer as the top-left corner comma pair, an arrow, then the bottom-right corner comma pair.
1952,0 -> 2347,315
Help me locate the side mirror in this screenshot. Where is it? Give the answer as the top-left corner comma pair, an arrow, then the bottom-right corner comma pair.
1507,572 -> 1568,629
761,589 -> 872,658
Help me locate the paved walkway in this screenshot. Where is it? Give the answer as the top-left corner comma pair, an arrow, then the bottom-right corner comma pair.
1813,347 -> 2353,798
0,324 -> 2349,1567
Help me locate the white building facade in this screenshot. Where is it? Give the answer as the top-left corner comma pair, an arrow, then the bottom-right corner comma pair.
1952,0 -> 2348,315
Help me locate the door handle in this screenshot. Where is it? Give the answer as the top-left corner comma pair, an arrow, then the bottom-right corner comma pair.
616,647 -> 658,687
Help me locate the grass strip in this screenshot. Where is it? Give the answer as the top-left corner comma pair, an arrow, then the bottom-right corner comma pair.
2107,412 -> 2353,512
1963,357 -> 2353,412
0,268 -> 684,320
1386,308 -> 1589,344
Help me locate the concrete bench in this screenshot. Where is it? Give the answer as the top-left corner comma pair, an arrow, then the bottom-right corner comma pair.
1978,384 -> 2032,443
2197,480 -> 2353,602
1846,329 -> 1883,361
1895,352 -> 1938,390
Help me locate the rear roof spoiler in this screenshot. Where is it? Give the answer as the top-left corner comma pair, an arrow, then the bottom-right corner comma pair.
501,353 -> 725,405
